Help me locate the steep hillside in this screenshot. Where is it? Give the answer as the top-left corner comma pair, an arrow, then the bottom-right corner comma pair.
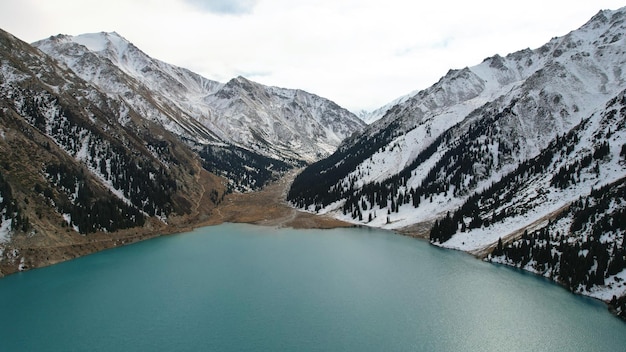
33,32 -> 224,144
288,7 -> 626,307
205,75 -> 364,162
34,33 -> 365,191
468,91 -> 626,317
430,89 -> 626,249
290,7 -> 626,228
0,28 -> 225,276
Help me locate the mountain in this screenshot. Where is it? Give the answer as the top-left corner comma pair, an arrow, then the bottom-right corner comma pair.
33,32 -> 365,190
288,7 -> 626,306
357,92 -> 416,124
0,28 -> 227,276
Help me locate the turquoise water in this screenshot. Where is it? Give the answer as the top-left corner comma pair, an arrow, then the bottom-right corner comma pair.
0,223 -> 624,351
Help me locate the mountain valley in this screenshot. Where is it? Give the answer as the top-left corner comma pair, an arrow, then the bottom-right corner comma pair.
0,27 -> 359,277
1,6 -> 626,321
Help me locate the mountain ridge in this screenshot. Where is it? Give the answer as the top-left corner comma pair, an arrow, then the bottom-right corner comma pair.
34,32 -> 365,169
290,6 -> 626,222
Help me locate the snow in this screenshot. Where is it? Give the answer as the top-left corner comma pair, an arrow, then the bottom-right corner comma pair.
18,256 -> 25,271
0,61 -> 30,83
287,11 -> 626,315
62,213 -> 80,233
358,91 -> 416,124
34,33 -> 364,164
308,5 -> 626,239
439,200 -> 561,253
586,269 -> 626,301
75,132 -> 90,162
0,191 -> 10,242
71,32 -> 111,52
0,217 -> 11,243
0,194 -> 13,243
62,213 -> 71,225
441,108 -> 626,253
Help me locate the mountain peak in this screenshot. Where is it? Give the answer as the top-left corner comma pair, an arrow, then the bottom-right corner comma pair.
229,75 -> 256,86
34,30 -> 365,167
33,31 -> 135,68
580,6 -> 626,32
70,31 -> 131,54
222,75 -> 268,96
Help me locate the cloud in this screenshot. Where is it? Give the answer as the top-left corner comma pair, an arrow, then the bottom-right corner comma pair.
184,0 -> 258,15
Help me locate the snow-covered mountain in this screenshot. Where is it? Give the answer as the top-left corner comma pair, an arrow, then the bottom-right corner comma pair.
34,32 -> 224,144
291,6 -> 626,227
288,7 -> 626,308
477,91 -> 626,315
0,27 -> 226,275
357,91 -> 416,124
205,75 -> 364,162
34,32 -> 365,167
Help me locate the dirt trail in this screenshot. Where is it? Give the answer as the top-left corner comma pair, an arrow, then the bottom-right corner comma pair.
470,203 -> 571,258
396,220 -> 436,239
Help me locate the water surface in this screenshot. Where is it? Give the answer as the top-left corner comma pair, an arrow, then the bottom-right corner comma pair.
0,224 -> 624,351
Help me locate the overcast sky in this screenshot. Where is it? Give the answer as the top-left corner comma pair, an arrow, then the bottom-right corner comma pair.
1,0 -> 624,112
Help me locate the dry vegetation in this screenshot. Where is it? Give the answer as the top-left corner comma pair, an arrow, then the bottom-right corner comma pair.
203,169 -> 352,229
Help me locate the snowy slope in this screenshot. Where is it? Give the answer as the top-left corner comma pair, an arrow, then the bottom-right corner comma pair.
34,32 -> 225,144
205,76 -> 365,162
290,6 -> 626,230
438,90 -> 626,253
357,91 -> 415,124
34,32 -> 365,164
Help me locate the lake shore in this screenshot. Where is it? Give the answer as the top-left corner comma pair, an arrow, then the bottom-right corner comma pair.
0,170 -> 353,278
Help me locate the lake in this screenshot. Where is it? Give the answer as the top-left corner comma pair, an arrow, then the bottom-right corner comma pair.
0,223 -> 624,351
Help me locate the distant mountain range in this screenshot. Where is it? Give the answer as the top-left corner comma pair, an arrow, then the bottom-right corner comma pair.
288,7 -> 626,315
33,32 -> 365,190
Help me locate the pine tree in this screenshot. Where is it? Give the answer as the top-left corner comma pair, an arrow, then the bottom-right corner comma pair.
493,237 -> 504,256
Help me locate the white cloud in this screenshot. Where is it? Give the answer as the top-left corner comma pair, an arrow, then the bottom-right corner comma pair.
183,0 -> 258,15
0,0 -> 624,111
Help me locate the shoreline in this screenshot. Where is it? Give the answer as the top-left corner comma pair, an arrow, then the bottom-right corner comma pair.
0,170 -> 353,278
0,208 -> 354,278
